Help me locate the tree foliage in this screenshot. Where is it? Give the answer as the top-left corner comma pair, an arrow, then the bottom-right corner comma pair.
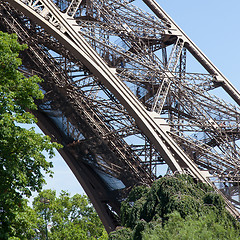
109,174 -> 240,240
7,200 -> 39,240
32,190 -> 108,239
0,31 -> 60,238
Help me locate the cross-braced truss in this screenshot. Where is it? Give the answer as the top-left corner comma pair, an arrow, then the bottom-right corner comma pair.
1,0 -> 240,232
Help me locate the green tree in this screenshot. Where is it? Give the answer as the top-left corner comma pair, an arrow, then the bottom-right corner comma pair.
33,189 -> 108,239
7,199 -> 39,240
109,174 -> 240,240
141,210 -> 240,240
0,31 -> 60,239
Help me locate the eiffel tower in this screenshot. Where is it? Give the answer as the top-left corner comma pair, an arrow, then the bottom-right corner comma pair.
1,0 -> 240,232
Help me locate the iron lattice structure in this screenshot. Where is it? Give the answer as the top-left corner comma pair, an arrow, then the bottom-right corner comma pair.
1,0 -> 240,231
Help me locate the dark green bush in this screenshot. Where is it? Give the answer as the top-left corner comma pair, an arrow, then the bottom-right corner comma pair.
110,174 -> 240,240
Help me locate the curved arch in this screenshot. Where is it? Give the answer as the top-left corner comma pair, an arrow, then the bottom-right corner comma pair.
6,0 -> 208,179
3,0 -> 240,229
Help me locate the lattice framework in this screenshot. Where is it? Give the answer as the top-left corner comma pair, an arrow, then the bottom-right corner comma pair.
1,0 -> 240,231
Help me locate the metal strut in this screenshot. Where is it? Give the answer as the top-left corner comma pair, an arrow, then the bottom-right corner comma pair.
3,0 -> 240,229
143,0 -> 240,106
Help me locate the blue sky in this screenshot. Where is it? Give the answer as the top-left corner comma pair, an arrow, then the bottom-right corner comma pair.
159,0 -> 240,86
32,0 -> 240,199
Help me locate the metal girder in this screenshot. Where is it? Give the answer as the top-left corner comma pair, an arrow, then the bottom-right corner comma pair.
2,0 -> 240,230
142,0 -> 240,106
32,109 -> 120,232
5,0 -> 210,178
65,0 -> 82,17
